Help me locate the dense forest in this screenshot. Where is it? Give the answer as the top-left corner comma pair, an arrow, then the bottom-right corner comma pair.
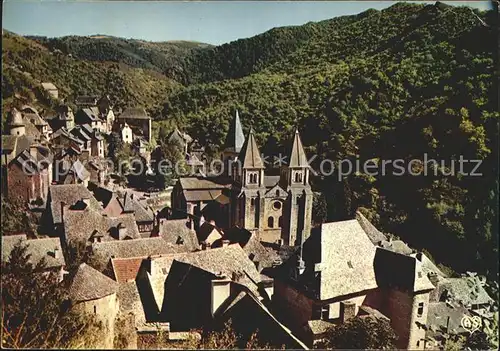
1,1 -> 498,278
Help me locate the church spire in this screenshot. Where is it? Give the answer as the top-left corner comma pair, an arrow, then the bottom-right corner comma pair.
223,109 -> 245,153
288,128 -> 309,168
239,127 -> 265,169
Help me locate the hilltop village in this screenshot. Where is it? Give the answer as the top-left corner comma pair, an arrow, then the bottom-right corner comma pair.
1,84 -> 497,349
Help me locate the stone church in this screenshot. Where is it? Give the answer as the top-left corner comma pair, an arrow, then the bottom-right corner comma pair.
172,111 -> 313,246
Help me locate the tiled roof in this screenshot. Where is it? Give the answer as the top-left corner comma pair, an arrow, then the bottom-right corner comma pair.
238,128 -> 265,169
49,184 -> 103,224
75,95 -> 98,106
151,244 -> 262,295
117,192 -> 154,222
178,177 -> 231,190
157,219 -> 199,251
63,206 -> 140,243
437,276 -> 494,307
307,319 -> 334,335
355,211 -> 388,244
2,235 -> 28,262
118,107 -> 150,120
427,301 -> 470,335
288,129 -> 309,168
91,237 -> 184,270
223,110 -> 245,153
24,112 -> 47,126
111,257 -> 145,283
183,189 -> 224,202
263,175 -> 280,188
117,282 -> 147,327
317,220 -> 379,300
69,263 -> 118,302
2,135 -> 18,153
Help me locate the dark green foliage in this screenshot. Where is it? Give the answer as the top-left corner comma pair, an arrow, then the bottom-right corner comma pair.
1,243 -> 101,348
151,127 -> 187,188
312,192 -> 328,226
1,195 -> 37,235
158,2 -> 498,278
318,317 -> 397,349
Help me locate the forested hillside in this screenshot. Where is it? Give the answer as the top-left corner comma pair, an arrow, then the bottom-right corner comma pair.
1,2 -> 498,278
29,35 -> 212,83
1,31 -> 180,120
159,2 -> 499,277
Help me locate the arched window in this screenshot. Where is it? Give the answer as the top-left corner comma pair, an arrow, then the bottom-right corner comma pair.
94,305 -> 97,314
278,216 -> 283,227
268,216 -> 274,228
251,198 -> 255,207
295,172 -> 302,183
276,189 -> 280,197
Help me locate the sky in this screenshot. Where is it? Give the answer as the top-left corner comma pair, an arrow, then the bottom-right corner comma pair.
2,1 -> 493,45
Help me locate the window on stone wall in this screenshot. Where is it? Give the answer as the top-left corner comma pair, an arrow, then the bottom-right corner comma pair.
268,216 -> 274,228
417,302 -> 424,317
94,305 -> 97,314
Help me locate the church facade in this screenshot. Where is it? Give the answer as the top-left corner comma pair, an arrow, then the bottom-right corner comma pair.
172,111 -> 313,246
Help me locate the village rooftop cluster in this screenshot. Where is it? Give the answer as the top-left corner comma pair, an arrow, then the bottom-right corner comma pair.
1,82 -> 497,349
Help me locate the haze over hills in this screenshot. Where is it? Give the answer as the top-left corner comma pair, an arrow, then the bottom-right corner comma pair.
1,1 -> 498,278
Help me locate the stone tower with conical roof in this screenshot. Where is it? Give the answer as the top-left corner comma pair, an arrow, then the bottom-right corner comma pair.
221,110 -> 245,176
231,127 -> 267,233
8,108 -> 26,136
280,129 -> 313,246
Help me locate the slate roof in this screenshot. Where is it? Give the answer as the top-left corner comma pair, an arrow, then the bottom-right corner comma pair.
224,110 -> 245,153
91,237 -> 184,270
116,282 -> 147,327
156,219 -> 199,251
70,160 -> 91,181
317,220 -> 379,300
118,107 -> 150,120
117,192 -> 154,222
355,211 -> 388,244
263,175 -> 280,188
238,128 -> 265,169
2,235 -> 28,261
436,277 -> 494,307
179,177 -> 231,190
49,184 -> 103,224
168,128 -> 193,145
81,107 -> 101,122
151,244 -> 262,295
288,129 -> 309,168
427,301 -> 471,335
183,189 -> 225,202
69,263 -> 119,302
2,135 -> 18,153
307,319 -> 334,335
63,206 -> 140,243
24,112 -> 47,126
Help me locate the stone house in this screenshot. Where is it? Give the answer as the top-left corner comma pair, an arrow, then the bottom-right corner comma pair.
75,107 -> 108,133
21,106 -> 52,140
41,82 -> 58,99
116,108 -> 152,143
113,121 -> 133,144
62,203 -> 141,246
271,217 -> 435,349
1,133 -> 52,204
167,127 -> 193,155
2,234 -> 67,282
47,105 -> 75,132
151,218 -> 200,252
69,263 -> 119,349
45,183 -> 104,234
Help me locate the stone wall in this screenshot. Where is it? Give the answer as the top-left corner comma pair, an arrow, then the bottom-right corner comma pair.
76,293 -> 119,349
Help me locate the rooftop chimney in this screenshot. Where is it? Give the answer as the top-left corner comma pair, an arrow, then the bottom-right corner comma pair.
117,223 -> 127,240
340,301 -> 356,323
54,247 -> 61,259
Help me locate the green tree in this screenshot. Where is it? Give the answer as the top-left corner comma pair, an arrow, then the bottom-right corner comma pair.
1,243 -> 101,348
1,196 -> 37,235
312,192 -> 328,226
